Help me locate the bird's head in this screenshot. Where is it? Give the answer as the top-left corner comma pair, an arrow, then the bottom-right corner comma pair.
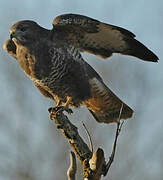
9,20 -> 44,45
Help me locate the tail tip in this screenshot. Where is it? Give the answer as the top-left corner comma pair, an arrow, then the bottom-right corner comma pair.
144,50 -> 159,62
125,38 -> 159,62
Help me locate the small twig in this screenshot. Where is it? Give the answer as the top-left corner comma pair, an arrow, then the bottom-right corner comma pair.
103,103 -> 124,176
118,103 -> 124,121
119,120 -> 124,133
67,151 -> 77,180
82,122 -> 93,153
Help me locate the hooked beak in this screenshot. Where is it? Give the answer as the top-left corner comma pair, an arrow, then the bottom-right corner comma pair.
9,29 -> 26,43
9,29 -> 16,39
9,29 -> 22,39
10,33 -> 13,39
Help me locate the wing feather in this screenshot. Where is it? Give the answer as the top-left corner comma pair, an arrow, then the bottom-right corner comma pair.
84,78 -> 133,123
53,14 -> 158,62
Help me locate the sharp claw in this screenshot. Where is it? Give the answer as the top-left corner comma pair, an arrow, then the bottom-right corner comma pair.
48,107 -> 59,120
66,108 -> 73,114
48,106 -> 73,120
48,107 -> 53,113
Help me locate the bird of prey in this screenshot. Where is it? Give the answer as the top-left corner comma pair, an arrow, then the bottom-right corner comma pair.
3,14 -> 158,123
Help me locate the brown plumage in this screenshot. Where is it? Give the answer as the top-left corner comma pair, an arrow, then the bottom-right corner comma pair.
53,14 -> 158,62
84,78 -> 133,123
3,14 -> 159,123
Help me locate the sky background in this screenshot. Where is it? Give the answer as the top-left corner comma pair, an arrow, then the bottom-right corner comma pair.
0,0 -> 162,180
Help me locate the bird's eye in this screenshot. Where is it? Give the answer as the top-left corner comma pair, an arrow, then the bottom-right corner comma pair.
19,26 -> 27,32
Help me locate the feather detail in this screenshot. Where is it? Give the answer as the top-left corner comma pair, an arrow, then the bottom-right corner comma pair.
53,13 -> 158,62
84,78 -> 133,123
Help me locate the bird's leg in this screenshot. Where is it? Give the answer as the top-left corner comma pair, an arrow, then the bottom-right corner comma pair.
64,96 -> 72,107
54,96 -> 73,114
61,96 -> 73,114
56,98 -> 62,107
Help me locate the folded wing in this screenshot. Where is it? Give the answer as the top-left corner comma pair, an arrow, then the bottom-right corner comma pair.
84,78 -> 133,123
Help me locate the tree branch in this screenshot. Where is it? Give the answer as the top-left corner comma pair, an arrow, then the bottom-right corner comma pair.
49,106 -> 124,179
49,108 -> 105,179
67,151 -> 77,180
83,148 -> 105,180
49,108 -> 92,162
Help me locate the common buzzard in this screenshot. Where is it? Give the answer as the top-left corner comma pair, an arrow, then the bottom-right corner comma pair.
3,14 -> 158,123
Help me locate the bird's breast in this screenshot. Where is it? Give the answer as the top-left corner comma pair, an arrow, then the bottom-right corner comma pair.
15,44 -> 36,78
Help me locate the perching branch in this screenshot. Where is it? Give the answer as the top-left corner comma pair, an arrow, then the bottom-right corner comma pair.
49,104 -> 125,179
67,151 -> 77,180
83,148 -> 105,180
49,107 -> 105,179
49,107 -> 92,162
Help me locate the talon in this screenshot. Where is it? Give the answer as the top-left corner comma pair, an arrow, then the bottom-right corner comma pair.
48,107 -> 59,120
48,106 -> 73,120
48,107 -> 53,113
56,106 -> 65,113
49,111 -> 56,120
65,108 -> 73,114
